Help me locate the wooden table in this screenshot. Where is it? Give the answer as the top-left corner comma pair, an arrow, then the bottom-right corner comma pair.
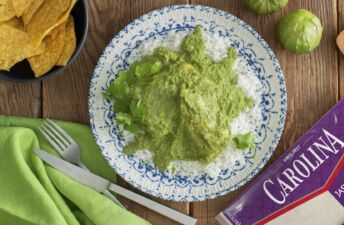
0,0 -> 342,224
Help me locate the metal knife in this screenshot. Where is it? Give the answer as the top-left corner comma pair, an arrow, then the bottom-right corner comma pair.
34,148 -> 197,225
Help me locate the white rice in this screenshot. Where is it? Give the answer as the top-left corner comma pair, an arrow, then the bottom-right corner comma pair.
120,31 -> 263,177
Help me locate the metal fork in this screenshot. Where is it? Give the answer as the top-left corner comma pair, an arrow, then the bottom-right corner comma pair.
38,119 -> 124,208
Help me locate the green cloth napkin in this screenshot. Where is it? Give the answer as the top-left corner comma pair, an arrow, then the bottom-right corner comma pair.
0,115 -> 151,225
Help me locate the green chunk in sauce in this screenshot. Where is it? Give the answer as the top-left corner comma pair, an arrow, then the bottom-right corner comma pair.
107,26 -> 254,170
233,132 -> 255,151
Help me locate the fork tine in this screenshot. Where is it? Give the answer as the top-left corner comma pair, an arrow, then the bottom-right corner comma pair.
43,122 -> 70,147
47,119 -> 74,143
39,126 -> 66,154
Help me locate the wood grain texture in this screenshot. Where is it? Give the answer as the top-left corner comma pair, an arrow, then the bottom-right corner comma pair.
0,82 -> 41,117
339,0 -> 344,98
42,1 -> 188,224
189,1 -> 338,224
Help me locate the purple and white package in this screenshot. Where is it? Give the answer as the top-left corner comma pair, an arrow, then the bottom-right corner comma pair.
216,99 -> 344,225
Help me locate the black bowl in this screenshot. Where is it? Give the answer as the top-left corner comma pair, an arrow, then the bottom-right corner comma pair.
0,0 -> 89,83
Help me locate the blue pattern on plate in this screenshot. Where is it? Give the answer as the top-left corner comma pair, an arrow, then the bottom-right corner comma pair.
88,5 -> 287,202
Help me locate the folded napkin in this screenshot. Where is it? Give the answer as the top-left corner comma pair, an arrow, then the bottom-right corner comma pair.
0,115 -> 151,225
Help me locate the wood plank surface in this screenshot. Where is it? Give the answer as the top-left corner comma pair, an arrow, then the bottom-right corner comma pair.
189,0 -> 339,224
0,82 -> 41,117
42,1 -> 189,225
339,0 -> 344,98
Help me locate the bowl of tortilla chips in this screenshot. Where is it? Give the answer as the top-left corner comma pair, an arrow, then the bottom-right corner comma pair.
0,0 -> 88,82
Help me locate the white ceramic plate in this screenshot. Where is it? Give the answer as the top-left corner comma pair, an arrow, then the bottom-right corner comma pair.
89,5 -> 287,202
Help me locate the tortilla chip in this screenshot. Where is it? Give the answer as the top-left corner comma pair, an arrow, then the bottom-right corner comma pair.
26,0 -> 76,48
11,0 -> 31,17
0,0 -> 77,72
0,23 -> 45,70
55,0 -> 76,25
2,16 -> 24,30
57,16 -> 76,66
30,41 -> 45,56
0,0 -> 16,22
21,0 -> 44,25
46,19 -> 67,40
28,23 -> 66,77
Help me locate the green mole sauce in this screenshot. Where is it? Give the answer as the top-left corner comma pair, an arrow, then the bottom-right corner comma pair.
108,26 -> 254,169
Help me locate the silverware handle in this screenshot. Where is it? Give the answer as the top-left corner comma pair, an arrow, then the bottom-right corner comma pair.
108,183 -> 197,225
78,162 -> 125,208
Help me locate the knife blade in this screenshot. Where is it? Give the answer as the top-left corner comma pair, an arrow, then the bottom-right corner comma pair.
34,148 -> 197,225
